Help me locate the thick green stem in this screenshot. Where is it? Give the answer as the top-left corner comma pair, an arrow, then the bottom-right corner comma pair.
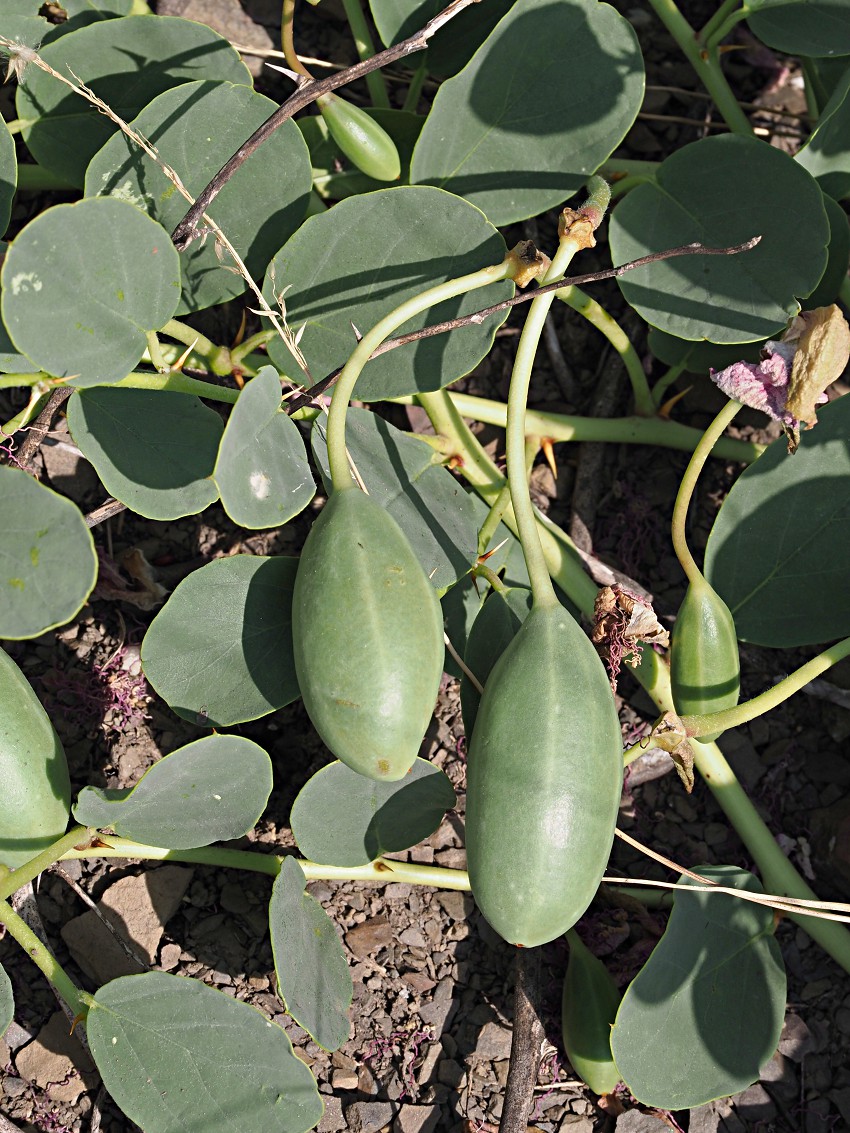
161,319 -> 232,376
0,900 -> 89,1018
145,330 -> 169,374
326,260 -> 513,490
683,636 -> 850,737
555,284 -> 654,415
608,173 -> 656,199
477,482 -> 513,556
702,7 -> 749,50
340,0 -> 391,108
645,0 -> 754,134
671,398 -> 741,584
436,390 -> 763,462
0,827 -> 93,903
115,371 -> 240,404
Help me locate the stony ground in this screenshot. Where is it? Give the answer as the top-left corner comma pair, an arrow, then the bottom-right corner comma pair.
3,1 -> 850,1132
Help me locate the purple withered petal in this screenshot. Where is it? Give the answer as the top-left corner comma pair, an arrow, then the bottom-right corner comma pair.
710,340 -> 798,425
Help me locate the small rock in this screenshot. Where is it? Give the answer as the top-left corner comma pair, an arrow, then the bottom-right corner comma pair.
220,881 -> 251,915
159,942 -> 182,971
687,1104 -> 723,1133
15,1011 -> 98,1104
831,1086 -> 850,1125
384,884 -> 413,901
393,1104 -> 442,1133
1,1075 -> 28,1098
435,892 -> 473,922
759,1050 -> 797,1100
778,1013 -> 816,1061
318,1095 -> 346,1132
346,1100 -> 398,1132
399,927 -> 427,948
403,971 -> 435,995
345,916 -> 393,959
615,1111 -> 670,1131
437,1058 -> 465,1088
332,1070 -> 358,1091
559,1119 -> 594,1132
732,1083 -> 776,1123
474,1021 -> 512,1061
416,1042 -> 442,1085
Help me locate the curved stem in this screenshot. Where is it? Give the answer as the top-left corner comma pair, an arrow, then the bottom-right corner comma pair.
671,398 -> 741,584
555,284 -> 654,415
652,360 -> 688,407
683,636 -> 850,737
161,319 -> 232,376
281,0 -> 313,77
115,371 -> 240,404
438,390 -> 763,462
597,158 -> 661,179
326,259 -> 513,490
0,900 -> 89,1018
608,172 -> 656,200
645,0 -> 754,134
477,482 -> 513,556
698,0 -> 743,44
145,330 -> 169,374
702,7 -> 749,50
341,0 -> 391,108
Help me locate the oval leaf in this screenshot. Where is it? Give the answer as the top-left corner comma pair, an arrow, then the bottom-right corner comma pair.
0,467 -> 97,639
263,185 -> 511,401
85,81 -> 311,314
609,135 -> 830,343
141,555 -> 300,727
291,758 -> 456,867
73,735 -> 273,849
0,116 -> 15,240
411,0 -> 644,226
0,963 -> 12,1037
214,367 -> 315,529
705,393 -> 850,646
611,866 -> 786,1110
311,408 -> 480,592
16,15 -> 249,186
1,199 -> 181,385
270,858 -> 353,1052
87,972 -> 323,1133
66,388 -> 222,519
747,0 -> 850,58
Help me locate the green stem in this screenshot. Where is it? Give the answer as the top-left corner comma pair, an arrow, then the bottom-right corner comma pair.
231,329 -> 277,366
0,827 -> 93,902
55,836 -> 472,890
608,173 -> 656,200
477,482 -> 513,556
114,370 -> 240,404
702,7 -> 749,50
145,330 -> 169,374
402,56 -> 429,114
281,0 -> 313,77
683,636 -> 850,737
0,372 -> 49,390
161,319 -> 232,376
671,398 -> 741,584
0,900 -> 89,1018
651,361 -> 688,407
555,284 -> 654,416
326,259 -> 514,491
435,390 -> 763,462
644,0 -> 754,134
697,0 -> 744,44
473,562 -> 510,594
597,158 -> 661,179
15,163 -> 75,191
340,0 -> 391,108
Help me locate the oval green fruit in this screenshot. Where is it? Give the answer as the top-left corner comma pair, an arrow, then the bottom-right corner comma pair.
317,94 -> 401,182
292,489 -> 444,781
562,929 -> 622,1095
670,577 -> 739,742
465,603 -> 623,947
0,647 -> 71,869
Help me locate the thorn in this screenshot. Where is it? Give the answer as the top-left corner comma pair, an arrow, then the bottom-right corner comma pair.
264,60 -> 309,85
232,309 -> 247,348
169,339 -> 199,374
479,537 -> 509,562
658,385 -> 692,418
350,321 -> 363,342
540,437 -> 558,480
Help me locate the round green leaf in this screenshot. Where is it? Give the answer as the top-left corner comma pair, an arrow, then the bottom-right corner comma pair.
0,116 -> 16,240
291,758 -> 457,867
141,555 -> 300,727
85,81 -> 311,314
0,963 -> 12,1038
213,366 -> 315,529
805,193 -> 850,308
705,393 -> 850,646
263,185 -> 511,401
310,407 -> 480,591
796,69 -> 850,200
73,734 -> 273,848
270,858 -> 353,1052
0,467 -> 97,639
0,1 -> 48,48
410,0 -> 644,226
611,866 -> 786,1110
609,136 -> 830,344
367,0 -> 515,75
1,199 -> 181,385
87,972 -> 323,1133
747,0 -> 850,58
66,388 -> 222,519
16,15 -> 250,186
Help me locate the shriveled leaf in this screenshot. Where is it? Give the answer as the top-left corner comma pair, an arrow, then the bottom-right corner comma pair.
87,972 -> 323,1133
1,199 -> 181,385
291,758 -> 456,867
73,735 -> 273,849
610,136 -> 829,343
611,866 -> 786,1110
311,408 -> 480,592
263,185 -> 511,401
0,467 -> 97,639
705,393 -> 850,646
85,81 -> 311,314
214,366 -> 315,529
141,556 -> 300,727
411,0 -> 644,225
66,388 -> 221,520
270,858 -> 352,1051
16,15 -> 249,186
